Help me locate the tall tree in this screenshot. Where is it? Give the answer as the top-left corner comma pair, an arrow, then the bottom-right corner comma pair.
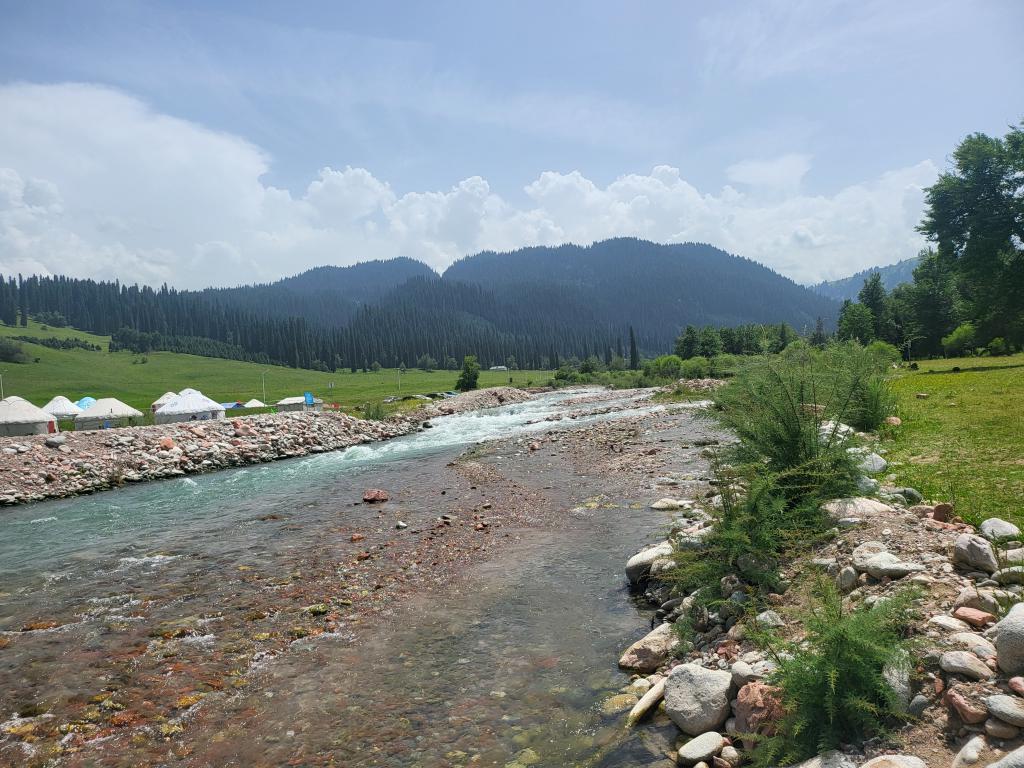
628,326 -> 639,370
918,123 -> 1024,345
857,273 -> 889,341
837,300 -> 874,344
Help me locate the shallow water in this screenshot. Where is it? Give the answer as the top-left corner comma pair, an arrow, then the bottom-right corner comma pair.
0,389 -> 706,766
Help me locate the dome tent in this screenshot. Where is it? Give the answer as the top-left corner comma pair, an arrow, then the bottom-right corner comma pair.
75,398 -> 144,431
154,390 -> 225,424
0,396 -> 58,436
242,399 -> 266,408
151,391 -> 177,413
76,396 -> 96,410
42,395 -> 83,420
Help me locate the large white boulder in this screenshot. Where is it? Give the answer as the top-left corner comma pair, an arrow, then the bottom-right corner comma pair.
664,663 -> 734,736
952,533 -> 999,574
994,603 -> 1024,675
677,731 -> 725,766
821,497 -> 893,520
859,757 -> 927,768
618,623 -> 678,673
626,540 -> 673,585
981,517 -> 1021,541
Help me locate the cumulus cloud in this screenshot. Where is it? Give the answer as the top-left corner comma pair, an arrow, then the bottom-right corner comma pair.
0,82 -> 936,288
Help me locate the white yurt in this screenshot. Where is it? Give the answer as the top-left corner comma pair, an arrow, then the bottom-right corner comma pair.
151,391 -> 177,413
75,398 -> 144,431
154,391 -> 226,424
178,388 -> 201,396
42,395 -> 83,420
0,396 -> 58,436
242,399 -> 266,408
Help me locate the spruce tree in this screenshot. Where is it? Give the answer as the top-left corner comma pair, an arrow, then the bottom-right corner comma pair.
628,326 -> 639,370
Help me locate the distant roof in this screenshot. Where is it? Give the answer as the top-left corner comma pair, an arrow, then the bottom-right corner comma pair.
242,399 -> 266,408
0,396 -> 57,425
156,391 -> 225,416
75,398 -> 144,420
276,396 -> 323,405
152,391 -> 177,406
178,388 -> 201,396
42,395 -> 83,418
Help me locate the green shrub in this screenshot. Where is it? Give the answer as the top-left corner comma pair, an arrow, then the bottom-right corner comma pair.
360,401 -> 387,421
847,375 -> 897,432
645,354 -> 684,380
865,340 -> 901,366
712,345 -> 863,502
987,337 -> 1010,356
680,356 -> 710,379
751,580 -> 917,767
709,353 -> 741,378
942,322 -> 977,357
455,355 -> 481,391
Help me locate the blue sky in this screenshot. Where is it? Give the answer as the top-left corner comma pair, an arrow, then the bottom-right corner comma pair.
1,1 -> 1021,288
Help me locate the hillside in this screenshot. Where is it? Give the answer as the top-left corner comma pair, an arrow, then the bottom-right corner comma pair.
2,239 -> 839,371
810,256 -> 920,302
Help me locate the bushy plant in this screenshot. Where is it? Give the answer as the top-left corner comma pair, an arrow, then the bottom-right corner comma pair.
987,337 -> 1009,356
360,401 -> 387,421
712,344 -> 863,502
750,579 -> 917,766
455,355 -> 481,391
942,322 -> 976,357
847,375 -> 897,432
680,355 -> 710,379
865,340 -> 901,366
708,353 -> 741,378
644,354 -> 684,380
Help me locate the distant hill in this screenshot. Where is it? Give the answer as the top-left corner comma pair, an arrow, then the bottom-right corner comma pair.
810,256 -> 921,302
5,239 -> 840,370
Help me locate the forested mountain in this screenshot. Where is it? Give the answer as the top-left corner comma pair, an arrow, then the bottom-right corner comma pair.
810,257 -> 921,302
201,258 -> 434,327
0,239 -> 839,371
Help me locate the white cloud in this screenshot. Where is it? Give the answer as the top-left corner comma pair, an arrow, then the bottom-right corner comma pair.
0,82 -> 936,288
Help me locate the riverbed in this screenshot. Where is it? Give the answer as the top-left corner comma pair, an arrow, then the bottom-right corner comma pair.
0,388 -> 721,767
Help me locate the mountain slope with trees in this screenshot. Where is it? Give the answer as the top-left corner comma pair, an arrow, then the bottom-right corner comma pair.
0,239 -> 839,371
810,257 -> 921,302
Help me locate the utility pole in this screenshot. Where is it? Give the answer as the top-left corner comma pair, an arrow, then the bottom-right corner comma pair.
261,370 -> 268,404
0,371 -> 5,399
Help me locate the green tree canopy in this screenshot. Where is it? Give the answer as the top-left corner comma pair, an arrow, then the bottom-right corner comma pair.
837,301 -> 875,344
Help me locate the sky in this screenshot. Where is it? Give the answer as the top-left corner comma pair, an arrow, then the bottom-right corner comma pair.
0,1 -> 1022,289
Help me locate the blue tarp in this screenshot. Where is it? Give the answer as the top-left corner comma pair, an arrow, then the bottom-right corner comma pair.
76,396 -> 96,409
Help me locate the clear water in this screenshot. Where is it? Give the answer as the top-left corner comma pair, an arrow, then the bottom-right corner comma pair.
0,389 -> 707,767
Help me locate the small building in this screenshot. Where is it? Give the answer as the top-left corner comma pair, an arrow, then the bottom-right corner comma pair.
489,365 -> 508,371
276,395 -> 323,412
242,399 -> 266,409
42,395 -> 83,420
0,396 -> 58,436
151,391 -> 177,413
154,391 -> 226,424
75,398 -> 144,431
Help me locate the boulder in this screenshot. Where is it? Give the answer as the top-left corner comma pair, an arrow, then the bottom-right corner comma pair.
954,587 -> 1004,615
939,650 -> 993,680
951,606 -> 996,628
786,752 -> 857,768
664,663 -> 734,736
849,448 -> 888,474
618,623 -> 678,673
994,602 -> 1024,675
859,757 -> 927,768
677,731 -> 725,766
821,498 -> 893,520
859,552 -> 925,580
949,632 -> 997,660
986,717 -> 1020,739
626,541 -> 674,586
838,565 -> 858,592
362,488 -> 389,503
952,533 -> 999,574
44,434 -> 66,448
981,517 -> 1021,541
852,541 -> 890,571
986,694 -> 1024,727
988,745 -> 1024,768
732,681 -> 783,748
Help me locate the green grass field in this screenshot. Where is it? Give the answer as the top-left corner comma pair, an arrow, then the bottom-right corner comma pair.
886,353 -> 1024,525
0,322 -> 548,414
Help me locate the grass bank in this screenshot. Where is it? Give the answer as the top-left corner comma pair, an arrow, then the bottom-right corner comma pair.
0,322 -> 547,414
886,353 -> 1024,525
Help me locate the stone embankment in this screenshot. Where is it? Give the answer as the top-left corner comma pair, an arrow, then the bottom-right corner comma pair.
615,436 -> 1024,766
0,387 -> 531,507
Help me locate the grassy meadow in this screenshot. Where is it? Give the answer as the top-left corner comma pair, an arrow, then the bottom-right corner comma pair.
0,322 -> 548,415
886,352 -> 1024,525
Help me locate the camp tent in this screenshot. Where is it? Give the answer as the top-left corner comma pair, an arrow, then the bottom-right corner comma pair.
219,401 -> 242,411
74,398 -> 144,431
76,396 -> 96,410
242,399 -> 266,408
154,391 -> 226,424
276,395 -> 323,412
0,396 -> 58,436
178,388 -> 201,396
42,395 -> 83,420
151,391 -> 177,413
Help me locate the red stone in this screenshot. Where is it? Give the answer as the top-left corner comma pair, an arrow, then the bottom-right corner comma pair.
362,489 -> 389,503
943,687 -> 988,724
349,533 -> 365,542
1009,677 -> 1024,697
734,682 -> 783,749
953,606 -> 997,627
933,502 -> 955,522
159,437 -> 175,450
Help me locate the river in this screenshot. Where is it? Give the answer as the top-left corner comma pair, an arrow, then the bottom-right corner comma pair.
0,389 -> 718,767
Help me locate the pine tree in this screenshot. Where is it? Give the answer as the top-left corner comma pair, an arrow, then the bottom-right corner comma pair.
628,326 -> 639,370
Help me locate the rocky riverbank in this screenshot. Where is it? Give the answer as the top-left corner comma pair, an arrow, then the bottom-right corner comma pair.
615,437 -> 1024,766
0,386 -> 532,507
